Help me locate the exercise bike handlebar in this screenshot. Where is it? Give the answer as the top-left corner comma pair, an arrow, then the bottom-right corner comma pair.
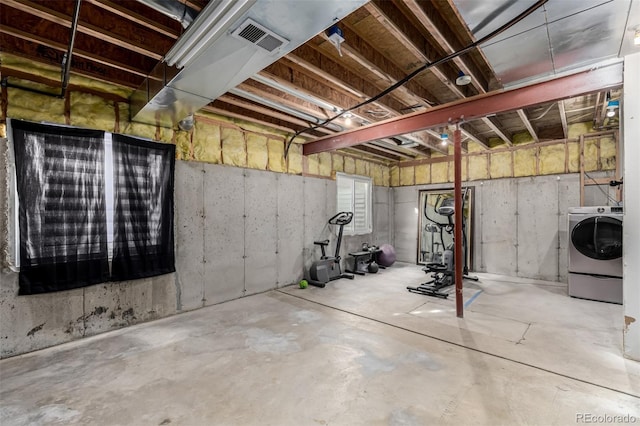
328,211 -> 353,226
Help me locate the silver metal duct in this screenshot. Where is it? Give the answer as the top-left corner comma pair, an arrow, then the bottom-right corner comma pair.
453,0 -> 637,87
136,0 -> 197,28
130,0 -> 368,128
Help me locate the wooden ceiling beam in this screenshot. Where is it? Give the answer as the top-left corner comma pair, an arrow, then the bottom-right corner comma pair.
303,62 -> 623,155
0,34 -> 143,88
316,29 -> 435,108
364,1 -> 466,100
85,0 -> 180,39
558,101 -> 568,139
399,0 -> 488,94
282,52 -> 445,154
3,0 -> 164,60
257,66 -> 446,155
218,94 -> 335,136
364,142 -> 414,159
205,103 -> 321,137
364,1 -> 493,150
376,139 -> 425,158
460,125 -> 490,150
517,109 -> 539,143
256,68 -> 347,115
343,146 -> 398,162
482,116 -> 512,147
1,68 -> 130,102
0,27 -> 151,79
238,81 -> 334,121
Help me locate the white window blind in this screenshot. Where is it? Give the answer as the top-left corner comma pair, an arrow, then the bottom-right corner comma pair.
336,172 -> 372,235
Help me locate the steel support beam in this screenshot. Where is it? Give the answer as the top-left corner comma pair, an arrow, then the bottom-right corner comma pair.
303,62 -> 623,156
454,127 -> 463,318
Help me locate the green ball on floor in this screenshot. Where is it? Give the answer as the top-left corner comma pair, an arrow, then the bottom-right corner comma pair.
299,279 -> 308,289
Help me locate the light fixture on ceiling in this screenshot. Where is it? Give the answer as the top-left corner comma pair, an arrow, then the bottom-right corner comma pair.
164,0 -> 256,68
326,25 -> 345,57
440,133 -> 449,146
178,113 -> 195,131
635,29 -> 640,46
606,100 -> 619,118
343,112 -> 353,125
455,71 -> 472,86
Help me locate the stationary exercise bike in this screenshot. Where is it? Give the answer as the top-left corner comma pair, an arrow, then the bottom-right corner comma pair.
307,212 -> 355,288
407,189 -> 478,299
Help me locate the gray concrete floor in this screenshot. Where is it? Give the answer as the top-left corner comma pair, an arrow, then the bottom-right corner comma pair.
1,263 -> 639,425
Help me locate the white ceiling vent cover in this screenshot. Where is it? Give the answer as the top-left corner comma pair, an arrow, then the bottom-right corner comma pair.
231,18 -> 290,54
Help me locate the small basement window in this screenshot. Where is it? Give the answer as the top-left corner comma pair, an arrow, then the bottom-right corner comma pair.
7,119 -> 175,295
336,172 -> 372,235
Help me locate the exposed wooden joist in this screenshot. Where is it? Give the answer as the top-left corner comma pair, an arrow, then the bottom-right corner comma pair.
460,125 -> 490,150
557,101 -> 568,139
204,105 -> 301,135
348,144 -> 402,161
362,143 -> 409,160
283,53 -> 446,154
375,139 -> 422,158
516,109 -> 538,143
238,81 -> 334,123
400,0 -> 488,94
365,1 -> 466,99
85,0 -> 180,39
1,68 -> 129,102
0,27 -> 151,79
3,0 -> 164,60
218,94 -> 335,136
256,67 -> 447,156
317,31 -> 434,109
596,90 -> 610,129
303,62 -> 623,155
482,116 -> 512,146
285,53 -> 369,103
0,35 -> 143,88
364,1 -> 492,150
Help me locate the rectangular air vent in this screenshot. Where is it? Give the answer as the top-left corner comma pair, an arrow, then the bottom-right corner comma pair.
231,18 -> 289,54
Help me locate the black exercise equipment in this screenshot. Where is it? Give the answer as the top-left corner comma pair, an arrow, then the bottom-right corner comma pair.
407,188 -> 478,298
346,243 -> 383,275
308,212 -> 355,288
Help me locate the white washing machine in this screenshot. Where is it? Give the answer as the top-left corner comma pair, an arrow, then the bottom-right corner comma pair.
568,206 -> 623,304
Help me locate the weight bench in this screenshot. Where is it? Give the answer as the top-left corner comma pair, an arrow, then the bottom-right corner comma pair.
346,248 -> 382,275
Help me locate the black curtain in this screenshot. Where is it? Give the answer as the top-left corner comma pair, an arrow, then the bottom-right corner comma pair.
110,134 -> 175,281
11,120 -> 110,295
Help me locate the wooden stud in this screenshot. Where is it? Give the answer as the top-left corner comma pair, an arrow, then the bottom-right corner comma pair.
218,127 -> 224,165
564,139 -> 569,173
64,90 -> 71,125
511,150 -> 515,177
113,102 -> 120,133
579,135 -> 585,206
1,79 -> 8,121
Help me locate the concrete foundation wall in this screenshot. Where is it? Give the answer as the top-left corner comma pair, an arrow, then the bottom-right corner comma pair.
0,152 -> 391,358
392,172 -> 615,283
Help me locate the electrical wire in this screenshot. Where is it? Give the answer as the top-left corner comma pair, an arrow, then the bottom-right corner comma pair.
283,0 -> 549,158
584,170 -> 620,206
529,103 -> 556,121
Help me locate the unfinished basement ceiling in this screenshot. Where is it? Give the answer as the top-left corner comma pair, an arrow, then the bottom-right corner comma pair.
0,0 -> 636,162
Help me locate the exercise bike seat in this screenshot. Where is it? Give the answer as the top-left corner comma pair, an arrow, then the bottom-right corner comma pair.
314,240 -> 330,246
